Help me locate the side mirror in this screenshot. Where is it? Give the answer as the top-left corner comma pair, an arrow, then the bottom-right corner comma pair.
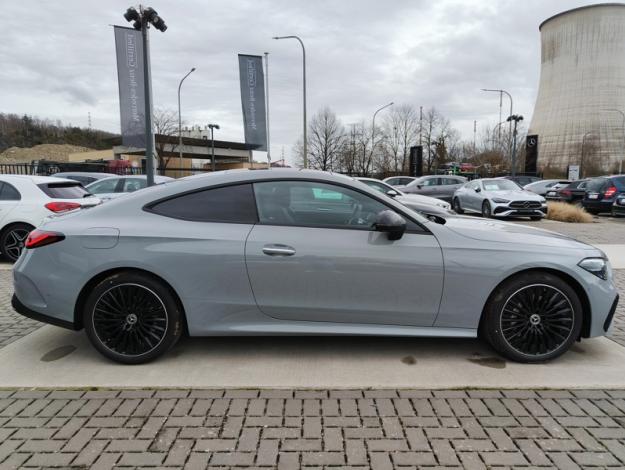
374,210 -> 406,241
416,184 -> 422,189
386,189 -> 399,198
474,187 -> 481,193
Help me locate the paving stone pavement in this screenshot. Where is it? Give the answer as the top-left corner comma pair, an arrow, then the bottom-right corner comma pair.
1,388 -> 625,469
515,216 -> 625,245
0,271 -> 40,349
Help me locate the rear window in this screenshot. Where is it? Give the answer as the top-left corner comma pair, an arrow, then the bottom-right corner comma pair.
612,176 -> 625,189
586,178 -> 607,192
37,182 -> 91,199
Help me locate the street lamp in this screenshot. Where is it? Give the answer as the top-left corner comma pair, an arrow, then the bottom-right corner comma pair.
605,109 -> 625,174
177,67 -> 196,178
481,89 -> 513,157
122,6 -> 168,186
506,114 -> 524,177
273,35 -> 307,168
123,6 -> 167,179
208,124 -> 220,172
372,102 -> 394,160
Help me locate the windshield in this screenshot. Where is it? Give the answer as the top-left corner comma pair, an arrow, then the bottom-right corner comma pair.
360,180 -> 394,194
481,179 -> 520,191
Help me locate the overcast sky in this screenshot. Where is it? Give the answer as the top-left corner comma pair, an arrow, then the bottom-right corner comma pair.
1,0 -> 594,163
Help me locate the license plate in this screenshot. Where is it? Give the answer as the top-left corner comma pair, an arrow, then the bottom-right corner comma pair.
588,193 -> 599,199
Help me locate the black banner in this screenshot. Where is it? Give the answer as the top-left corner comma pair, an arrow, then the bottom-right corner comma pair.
525,135 -> 538,174
409,146 -> 423,177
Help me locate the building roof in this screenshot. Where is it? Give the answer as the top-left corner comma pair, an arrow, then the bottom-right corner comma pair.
539,3 -> 625,30
108,134 -> 260,151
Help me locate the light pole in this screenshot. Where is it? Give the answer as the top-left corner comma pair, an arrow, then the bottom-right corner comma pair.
177,67 -> 195,178
506,114 -> 523,177
372,102 -> 394,161
481,89 -> 513,158
605,108 -> 625,173
123,6 -> 168,186
272,35 -> 307,168
208,124 -> 220,172
264,52 -> 271,167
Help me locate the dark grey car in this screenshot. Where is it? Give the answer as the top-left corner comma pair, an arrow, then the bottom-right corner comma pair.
398,175 -> 467,202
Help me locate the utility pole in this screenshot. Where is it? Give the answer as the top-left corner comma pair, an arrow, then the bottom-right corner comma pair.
507,114 -> 524,177
208,124 -> 220,172
177,67 -> 195,178
419,106 -> 423,146
473,120 -> 477,155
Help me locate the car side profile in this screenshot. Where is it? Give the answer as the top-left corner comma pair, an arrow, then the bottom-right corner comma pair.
0,175 -> 100,262
86,175 -> 173,201
453,178 -> 547,220
397,175 -> 467,202
13,169 -> 618,364
382,176 -> 416,187
524,179 -> 570,196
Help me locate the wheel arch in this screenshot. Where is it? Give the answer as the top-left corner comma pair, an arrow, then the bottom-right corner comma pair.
478,267 -> 592,339
73,267 -> 188,333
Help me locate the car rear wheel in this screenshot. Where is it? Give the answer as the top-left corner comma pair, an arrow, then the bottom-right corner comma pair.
84,272 -> 183,364
453,197 -> 464,214
482,271 -> 582,363
481,201 -> 492,218
0,223 -> 34,262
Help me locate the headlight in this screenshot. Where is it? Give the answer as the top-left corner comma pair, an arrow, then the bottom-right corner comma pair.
540,198 -> 546,203
491,198 -> 510,204
578,257 -> 609,280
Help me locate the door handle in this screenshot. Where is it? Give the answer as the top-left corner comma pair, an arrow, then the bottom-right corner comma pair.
262,244 -> 296,256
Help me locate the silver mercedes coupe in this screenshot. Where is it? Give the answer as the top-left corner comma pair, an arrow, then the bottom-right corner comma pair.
12,169 -> 618,364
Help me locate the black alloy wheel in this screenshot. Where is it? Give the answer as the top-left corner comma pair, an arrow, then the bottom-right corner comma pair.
500,284 -> 574,357
84,272 -> 183,364
481,201 -> 492,218
482,272 -> 582,362
1,223 -> 34,262
453,198 -> 464,214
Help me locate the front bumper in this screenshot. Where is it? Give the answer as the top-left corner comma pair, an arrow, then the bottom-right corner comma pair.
492,204 -> 547,218
11,294 -> 78,330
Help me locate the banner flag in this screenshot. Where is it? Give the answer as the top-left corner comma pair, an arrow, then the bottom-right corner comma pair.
238,54 -> 267,151
114,26 -> 146,148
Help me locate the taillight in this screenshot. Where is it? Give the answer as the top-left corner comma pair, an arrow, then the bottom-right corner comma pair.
605,186 -> 617,198
45,202 -> 81,213
25,230 -> 65,249
560,189 -> 572,196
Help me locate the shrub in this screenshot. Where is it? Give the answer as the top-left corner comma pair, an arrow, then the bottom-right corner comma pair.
546,202 -> 593,223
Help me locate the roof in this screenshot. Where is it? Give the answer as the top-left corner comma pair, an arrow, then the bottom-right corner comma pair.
539,3 -> 625,30
0,174 -> 77,184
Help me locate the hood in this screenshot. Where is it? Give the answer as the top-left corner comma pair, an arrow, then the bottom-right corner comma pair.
397,193 -> 449,208
485,190 -> 543,200
443,216 -> 593,249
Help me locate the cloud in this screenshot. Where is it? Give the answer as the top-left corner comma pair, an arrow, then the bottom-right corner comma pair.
0,0 -> 594,163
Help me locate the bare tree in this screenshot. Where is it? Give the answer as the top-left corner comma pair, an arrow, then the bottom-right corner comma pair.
152,108 -> 179,174
307,108 -> 345,171
382,104 -> 420,172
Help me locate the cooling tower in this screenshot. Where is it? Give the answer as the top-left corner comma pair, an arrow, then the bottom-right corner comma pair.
529,3 -> 625,175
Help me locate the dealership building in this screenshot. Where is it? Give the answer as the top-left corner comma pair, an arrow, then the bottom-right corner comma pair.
529,3 -> 625,175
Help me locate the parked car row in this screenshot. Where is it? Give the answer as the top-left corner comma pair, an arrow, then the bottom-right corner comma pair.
0,173 -> 174,262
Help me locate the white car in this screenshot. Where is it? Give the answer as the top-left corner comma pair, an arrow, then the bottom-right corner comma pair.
85,175 -> 174,202
0,175 -> 101,262
382,176 -> 416,187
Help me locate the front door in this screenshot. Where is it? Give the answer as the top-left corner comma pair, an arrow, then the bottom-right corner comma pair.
245,180 -> 444,327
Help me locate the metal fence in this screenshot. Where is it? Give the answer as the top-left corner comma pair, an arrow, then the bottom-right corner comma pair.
0,162 -> 213,178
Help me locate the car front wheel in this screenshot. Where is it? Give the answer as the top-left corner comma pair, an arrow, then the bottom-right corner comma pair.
84,271 -> 183,364
482,271 -> 582,362
453,197 -> 464,214
481,201 -> 492,218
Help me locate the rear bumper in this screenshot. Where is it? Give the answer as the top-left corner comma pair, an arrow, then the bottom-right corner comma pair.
11,294 -> 78,330
582,200 -> 614,212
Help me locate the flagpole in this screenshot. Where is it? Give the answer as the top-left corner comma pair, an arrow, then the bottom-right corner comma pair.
264,52 -> 271,167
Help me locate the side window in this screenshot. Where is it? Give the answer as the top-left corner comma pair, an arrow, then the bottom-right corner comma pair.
422,178 -> 439,187
254,180 -> 400,230
0,182 -> 20,201
88,178 -> 119,194
149,184 -> 257,223
122,178 -> 147,193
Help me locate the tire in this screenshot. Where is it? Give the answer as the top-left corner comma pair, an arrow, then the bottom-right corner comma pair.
453,197 -> 464,214
481,201 -> 492,218
83,271 -> 183,364
0,223 -> 34,262
482,271 -> 582,363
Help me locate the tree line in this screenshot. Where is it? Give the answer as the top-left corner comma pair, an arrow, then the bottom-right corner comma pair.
0,113 -> 116,153
294,104 -> 526,176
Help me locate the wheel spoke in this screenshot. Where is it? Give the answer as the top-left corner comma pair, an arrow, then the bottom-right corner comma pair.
92,284 -> 168,357
500,284 -> 574,357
